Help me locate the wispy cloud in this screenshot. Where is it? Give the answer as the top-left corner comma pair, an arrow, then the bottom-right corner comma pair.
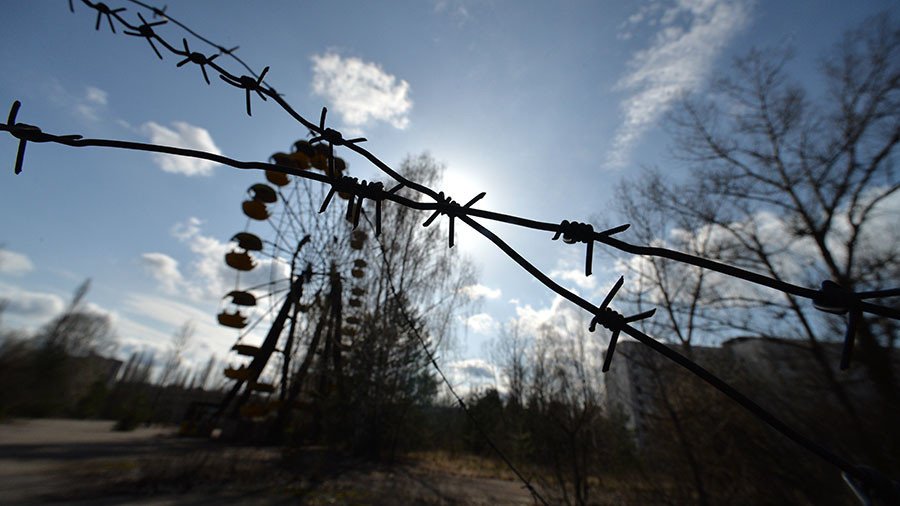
444,358 -> 499,396
141,217 -> 290,304
433,0 -> 470,22
121,292 -> 239,360
0,284 -> 65,321
550,268 -> 597,292
0,249 -> 34,276
74,85 -> 109,122
465,312 -> 498,334
140,252 -> 189,296
460,283 -> 502,300
141,121 -> 222,176
84,86 -> 107,106
45,81 -> 111,123
311,52 -> 412,130
607,0 -> 751,168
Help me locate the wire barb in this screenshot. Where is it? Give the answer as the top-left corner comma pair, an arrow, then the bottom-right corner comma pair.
422,191 -> 486,248
813,280 -> 864,370
588,276 -> 656,372
309,107 -> 367,147
317,176 -> 391,234
5,101 -> 82,175
122,12 -> 167,59
176,38 -> 218,84
150,4 -> 167,19
89,2 -> 127,33
217,44 -> 239,56
219,66 -> 270,116
552,221 -> 630,276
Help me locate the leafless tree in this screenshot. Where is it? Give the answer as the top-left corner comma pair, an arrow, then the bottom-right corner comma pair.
493,320 -> 529,408
38,279 -> 118,357
158,320 -> 195,387
342,153 -> 477,457
611,12 -> 899,504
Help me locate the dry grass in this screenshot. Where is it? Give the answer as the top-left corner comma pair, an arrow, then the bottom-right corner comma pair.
406,450 -> 519,481
48,446 -> 535,504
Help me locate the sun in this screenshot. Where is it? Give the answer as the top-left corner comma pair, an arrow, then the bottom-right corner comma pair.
439,158 -> 491,205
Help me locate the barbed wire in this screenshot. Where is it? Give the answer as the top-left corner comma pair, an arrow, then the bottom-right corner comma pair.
3,1 -> 900,500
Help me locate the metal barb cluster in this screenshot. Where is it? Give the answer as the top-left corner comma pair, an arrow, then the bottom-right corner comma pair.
5,101 -> 82,175
74,0 -> 272,115
588,276 -> 656,372
309,108 -> 367,147
552,221 -> 630,276
176,38 -> 218,84
90,2 -> 126,33
123,13 -> 167,59
422,191 -> 487,248
810,280 -> 900,371
219,67 -> 270,116
318,175 -> 401,236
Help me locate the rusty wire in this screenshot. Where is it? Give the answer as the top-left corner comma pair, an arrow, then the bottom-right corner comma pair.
3,0 -> 900,498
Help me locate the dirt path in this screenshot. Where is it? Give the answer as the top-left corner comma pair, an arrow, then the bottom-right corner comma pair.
0,419 -> 535,505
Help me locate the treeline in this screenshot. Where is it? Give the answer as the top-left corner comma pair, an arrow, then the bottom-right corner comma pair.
0,281 -> 223,429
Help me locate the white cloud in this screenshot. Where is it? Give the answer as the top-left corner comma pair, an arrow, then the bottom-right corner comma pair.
73,85 -> 110,122
465,312 -> 498,335
141,121 -> 222,176
85,86 -> 107,106
0,284 -> 142,351
0,249 -> 34,276
45,81 -> 111,123
140,252 -> 190,296
141,218 -> 291,305
460,283 -> 502,300
124,293 -> 212,329
110,312 -> 170,348
510,292 -> 615,350
433,0 -> 470,21
550,268 -> 598,292
444,358 -> 500,396
311,52 -> 412,130
0,285 -> 65,320
607,0 -> 751,168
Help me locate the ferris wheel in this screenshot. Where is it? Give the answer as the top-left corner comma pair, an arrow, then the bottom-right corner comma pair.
211,139 -> 372,432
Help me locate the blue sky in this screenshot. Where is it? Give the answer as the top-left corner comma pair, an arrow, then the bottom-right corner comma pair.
1,0 -> 896,390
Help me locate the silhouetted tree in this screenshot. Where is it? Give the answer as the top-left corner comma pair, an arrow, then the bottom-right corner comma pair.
37,279 -> 118,357
611,12 -> 899,505
341,154 -> 475,458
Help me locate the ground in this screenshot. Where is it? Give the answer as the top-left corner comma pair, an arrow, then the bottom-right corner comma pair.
0,419 -> 534,505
